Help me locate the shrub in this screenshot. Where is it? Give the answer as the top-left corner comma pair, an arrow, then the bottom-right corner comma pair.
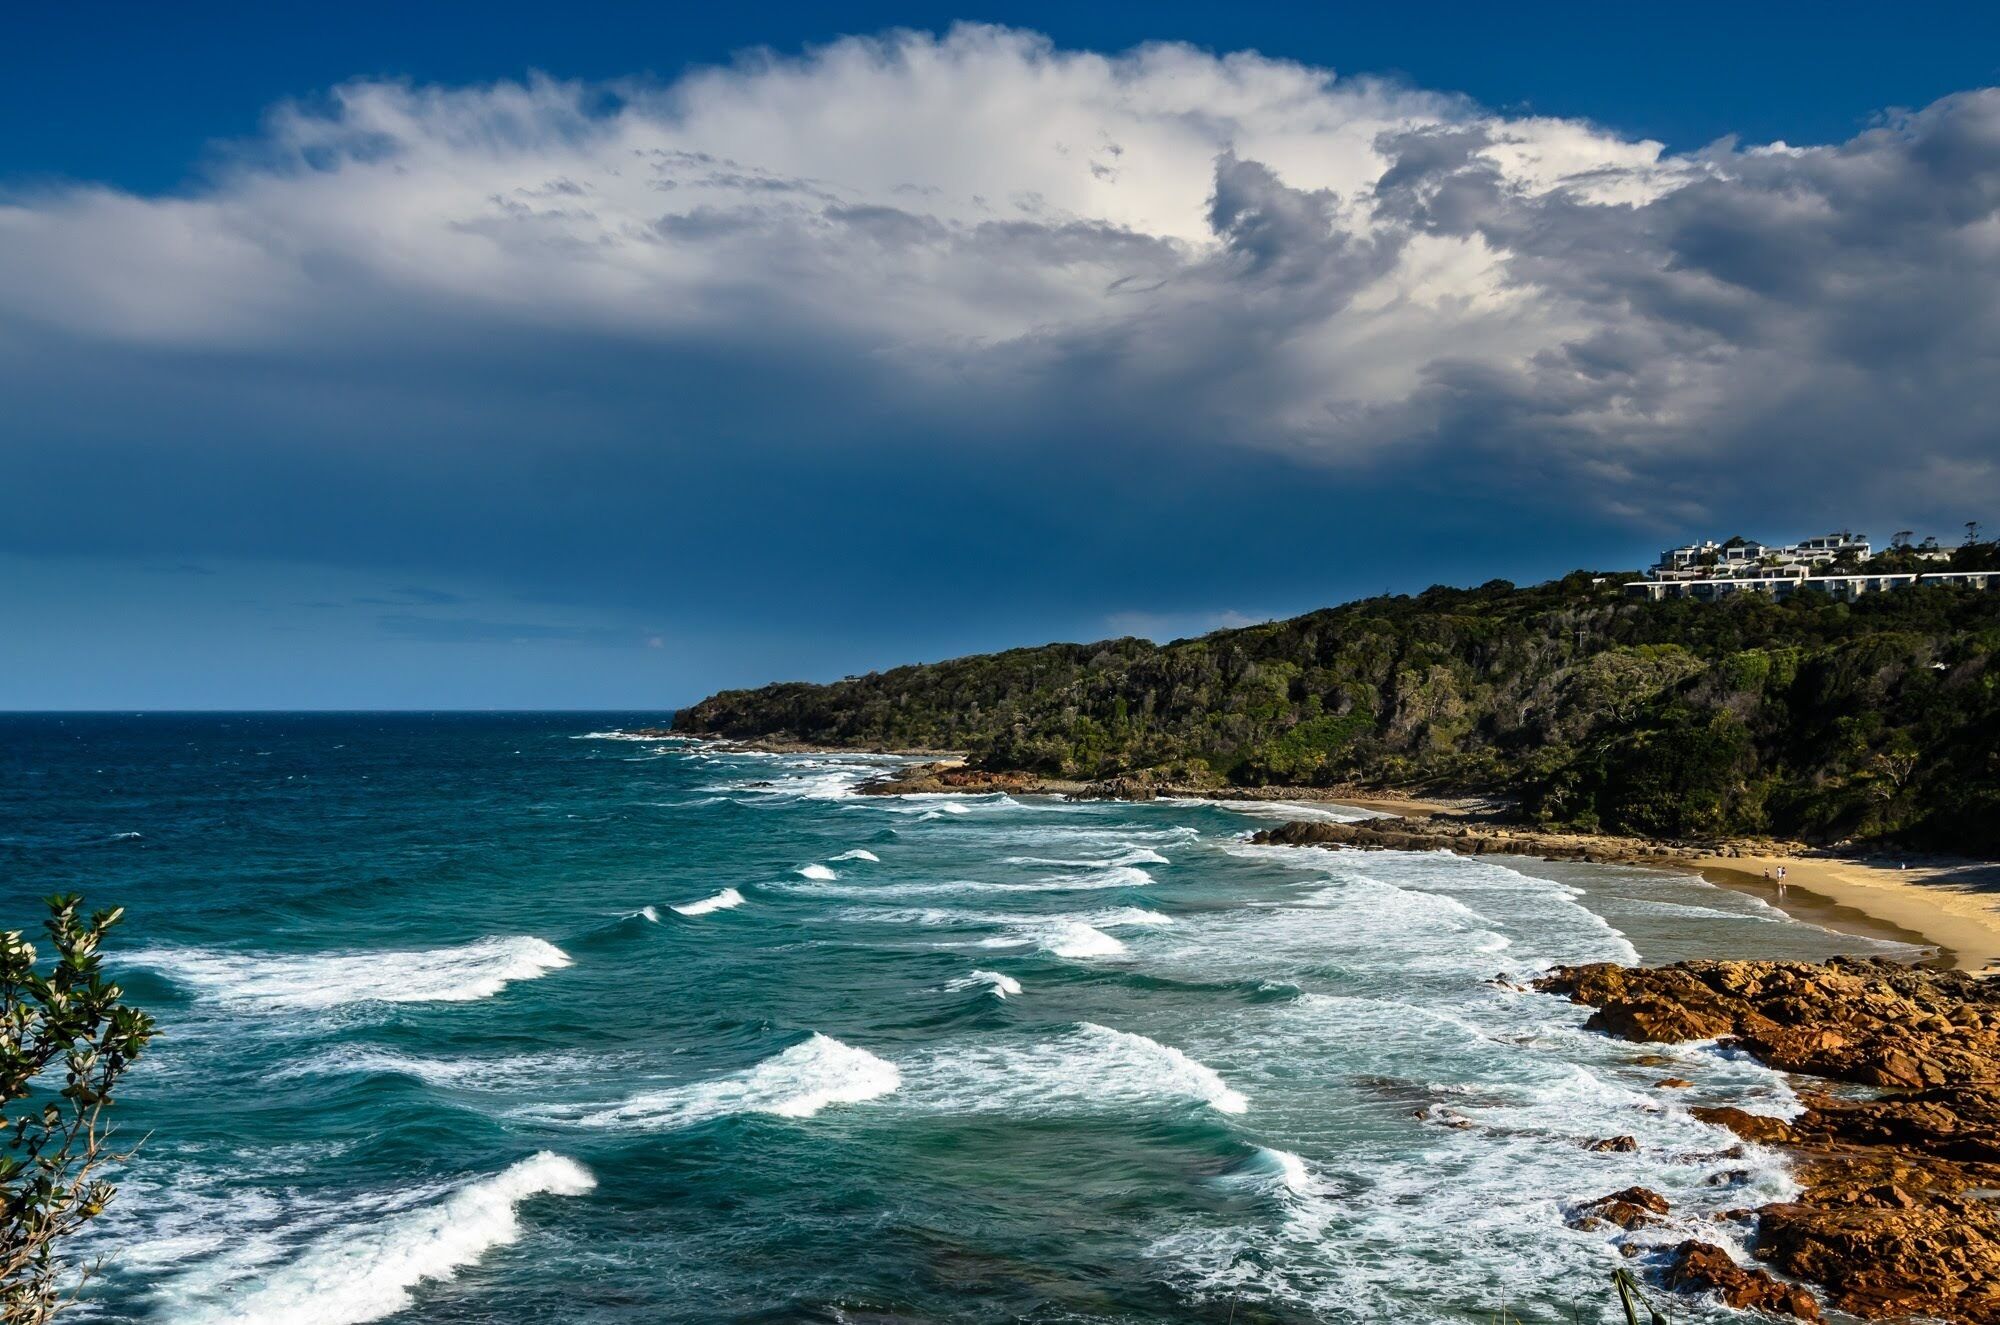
0,896 -> 155,1323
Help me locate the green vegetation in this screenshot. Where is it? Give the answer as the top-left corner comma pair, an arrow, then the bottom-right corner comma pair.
675,566 -> 2000,853
2,897 -> 154,1324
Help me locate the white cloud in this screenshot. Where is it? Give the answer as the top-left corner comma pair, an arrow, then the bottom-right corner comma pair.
2,23 -> 1997,532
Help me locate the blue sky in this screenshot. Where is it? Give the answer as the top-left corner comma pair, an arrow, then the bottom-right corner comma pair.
5,3 -> 2000,708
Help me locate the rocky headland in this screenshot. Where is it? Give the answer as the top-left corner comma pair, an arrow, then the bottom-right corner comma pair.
1249,813 -> 1711,866
1539,957 -> 2000,1323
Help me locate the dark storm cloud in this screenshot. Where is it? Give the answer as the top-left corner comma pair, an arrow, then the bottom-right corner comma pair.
1,26 -> 1996,666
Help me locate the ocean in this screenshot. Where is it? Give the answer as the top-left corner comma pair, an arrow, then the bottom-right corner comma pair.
0,713 -> 1918,1323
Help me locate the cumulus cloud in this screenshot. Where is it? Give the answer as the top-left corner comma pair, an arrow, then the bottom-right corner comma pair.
2,24 -> 1997,643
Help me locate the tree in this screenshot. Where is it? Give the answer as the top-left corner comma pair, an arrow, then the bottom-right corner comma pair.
0,897 -> 155,1324
1872,735 -> 1922,801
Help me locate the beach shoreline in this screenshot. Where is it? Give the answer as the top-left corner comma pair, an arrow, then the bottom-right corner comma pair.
1688,854 -> 2000,973
637,733 -> 2000,975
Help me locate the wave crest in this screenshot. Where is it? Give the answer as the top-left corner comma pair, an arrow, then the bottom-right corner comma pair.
670,887 -> 745,917
945,970 -> 1022,999
124,937 -> 571,1010
163,1152 -> 594,1325
1077,1023 -> 1248,1114
527,1034 -> 899,1129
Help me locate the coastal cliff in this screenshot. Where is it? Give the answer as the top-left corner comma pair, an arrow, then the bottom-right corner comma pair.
1541,957 -> 2000,1323
674,575 -> 2000,854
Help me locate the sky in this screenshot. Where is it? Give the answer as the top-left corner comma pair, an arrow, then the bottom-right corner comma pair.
5,3 -> 2000,709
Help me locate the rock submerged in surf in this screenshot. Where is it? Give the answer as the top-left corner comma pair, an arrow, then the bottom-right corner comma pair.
1667,1240 -> 1822,1321
1540,956 -> 2000,1324
1568,1186 -> 1670,1231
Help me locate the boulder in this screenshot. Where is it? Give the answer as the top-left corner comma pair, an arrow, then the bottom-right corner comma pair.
1667,1241 -> 1821,1320
1692,1106 -> 1798,1145
1571,1186 -> 1670,1230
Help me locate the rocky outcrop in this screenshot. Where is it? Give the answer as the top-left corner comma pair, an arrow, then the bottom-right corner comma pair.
1667,1241 -> 1823,1320
858,764 -> 1060,797
1691,1106 -> 1798,1146
1540,957 -> 2000,1323
1537,958 -> 2000,1089
1571,1186 -> 1671,1230
1250,816 -> 1702,865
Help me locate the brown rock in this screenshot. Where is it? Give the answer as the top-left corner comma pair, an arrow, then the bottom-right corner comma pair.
1656,1076 -> 1696,1089
1692,1106 -> 1798,1145
1547,956 -> 2000,1324
1586,1135 -> 1639,1152
1667,1240 -> 1821,1320
1571,1186 -> 1671,1230
1756,1195 -> 2000,1322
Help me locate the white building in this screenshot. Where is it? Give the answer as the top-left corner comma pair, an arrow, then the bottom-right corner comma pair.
1649,531 -> 1871,580
1624,529 -> 2000,601
1626,570 -> 1998,602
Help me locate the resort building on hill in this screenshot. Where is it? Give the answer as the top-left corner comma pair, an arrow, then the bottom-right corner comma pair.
1649,531 -> 1878,581
1627,530 -> 1996,602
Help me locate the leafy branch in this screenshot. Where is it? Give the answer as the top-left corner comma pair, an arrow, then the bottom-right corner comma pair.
0,896 -> 155,1324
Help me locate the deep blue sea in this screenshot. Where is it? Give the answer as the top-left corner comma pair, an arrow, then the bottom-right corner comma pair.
0,713 -> 1920,1324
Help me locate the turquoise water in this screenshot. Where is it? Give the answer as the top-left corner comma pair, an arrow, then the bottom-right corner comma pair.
0,714 -> 1916,1324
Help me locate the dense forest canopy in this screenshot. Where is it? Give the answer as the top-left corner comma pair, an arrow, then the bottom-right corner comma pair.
675,568 -> 2000,852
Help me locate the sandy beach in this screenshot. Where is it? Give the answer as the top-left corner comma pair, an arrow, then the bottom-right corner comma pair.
1692,853 -> 2000,972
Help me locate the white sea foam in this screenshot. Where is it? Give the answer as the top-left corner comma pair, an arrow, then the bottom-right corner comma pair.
1044,864 -> 1156,890
670,887 -> 745,917
830,848 -> 881,863
904,1023 -> 1248,1117
160,1152 -> 595,1325
1004,846 -> 1168,868
796,863 -> 838,880
786,868 -> 1150,900
1168,797 -> 1379,824
632,905 -> 661,923
1004,920 -> 1128,959
124,937 -> 572,1010
1077,1023 -> 1248,1113
716,755 -> 893,802
835,905 -> 1139,962
1092,907 -> 1176,929
275,1046 -> 594,1091
528,1034 -> 899,1129
1234,1145 -> 1313,1195
945,970 -> 1022,999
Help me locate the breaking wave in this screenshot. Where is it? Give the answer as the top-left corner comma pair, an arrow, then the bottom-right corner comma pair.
124,937 -> 572,1010
945,970 -> 1022,999
670,887 -> 745,917
903,1023 -> 1249,1117
525,1034 -> 900,1129
1076,1023 -> 1248,1113
160,1152 -> 595,1325
997,919 -> 1127,959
